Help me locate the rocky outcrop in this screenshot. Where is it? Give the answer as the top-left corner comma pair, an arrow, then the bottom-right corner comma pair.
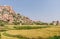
0,5 -> 15,23
0,5 -> 33,25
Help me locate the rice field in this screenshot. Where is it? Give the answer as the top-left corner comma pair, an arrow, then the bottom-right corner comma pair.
1,25 -> 60,39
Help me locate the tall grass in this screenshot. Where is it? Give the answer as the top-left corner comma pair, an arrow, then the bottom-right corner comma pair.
13,26 -> 50,30
48,36 -> 60,39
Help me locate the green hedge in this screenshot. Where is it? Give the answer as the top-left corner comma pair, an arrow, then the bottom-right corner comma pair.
13,26 -> 49,30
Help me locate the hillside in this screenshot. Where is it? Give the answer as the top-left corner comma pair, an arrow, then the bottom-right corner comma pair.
0,5 -> 59,25
0,5 -> 33,25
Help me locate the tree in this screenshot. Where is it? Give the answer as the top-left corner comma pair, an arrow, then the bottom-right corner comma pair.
56,21 -> 59,25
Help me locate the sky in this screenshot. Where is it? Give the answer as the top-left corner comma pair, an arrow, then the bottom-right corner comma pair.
0,0 -> 60,22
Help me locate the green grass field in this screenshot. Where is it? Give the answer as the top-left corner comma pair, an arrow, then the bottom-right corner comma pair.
0,25 -> 60,39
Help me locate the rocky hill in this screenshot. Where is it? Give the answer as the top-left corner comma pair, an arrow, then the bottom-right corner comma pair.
0,5 -> 33,25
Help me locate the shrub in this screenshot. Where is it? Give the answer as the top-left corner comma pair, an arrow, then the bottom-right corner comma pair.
34,22 -> 48,25
0,20 -> 8,26
0,23 -> 4,26
13,21 -> 20,25
49,23 -> 53,25
0,22 -> 4,26
14,26 -> 49,30
0,30 -> 7,32
48,36 -> 60,39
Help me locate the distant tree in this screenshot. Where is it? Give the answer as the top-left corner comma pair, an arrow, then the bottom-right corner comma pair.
33,21 -> 48,25
49,23 -> 53,25
56,21 -> 59,25
13,21 -> 19,25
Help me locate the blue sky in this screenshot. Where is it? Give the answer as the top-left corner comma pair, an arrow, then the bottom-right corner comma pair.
0,0 -> 60,22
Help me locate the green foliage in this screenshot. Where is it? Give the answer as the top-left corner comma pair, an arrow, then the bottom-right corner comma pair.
34,22 -> 48,25
0,23 -> 4,26
22,23 -> 32,25
0,30 -> 7,32
49,23 -> 53,25
14,26 -> 49,30
48,36 -> 60,39
13,21 -> 20,25
0,20 -> 5,26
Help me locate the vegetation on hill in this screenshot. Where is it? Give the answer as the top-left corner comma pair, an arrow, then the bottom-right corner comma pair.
0,5 -> 57,25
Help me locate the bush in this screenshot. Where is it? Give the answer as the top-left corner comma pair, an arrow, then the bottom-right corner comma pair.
0,20 -> 6,26
0,22 -> 4,26
13,21 -> 20,25
14,26 -> 49,30
0,23 -> 4,26
49,23 -> 53,25
34,22 -> 48,25
48,36 -> 60,39
0,30 -> 7,32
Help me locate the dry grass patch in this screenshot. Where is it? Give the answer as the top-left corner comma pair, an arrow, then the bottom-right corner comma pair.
5,26 -> 60,39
